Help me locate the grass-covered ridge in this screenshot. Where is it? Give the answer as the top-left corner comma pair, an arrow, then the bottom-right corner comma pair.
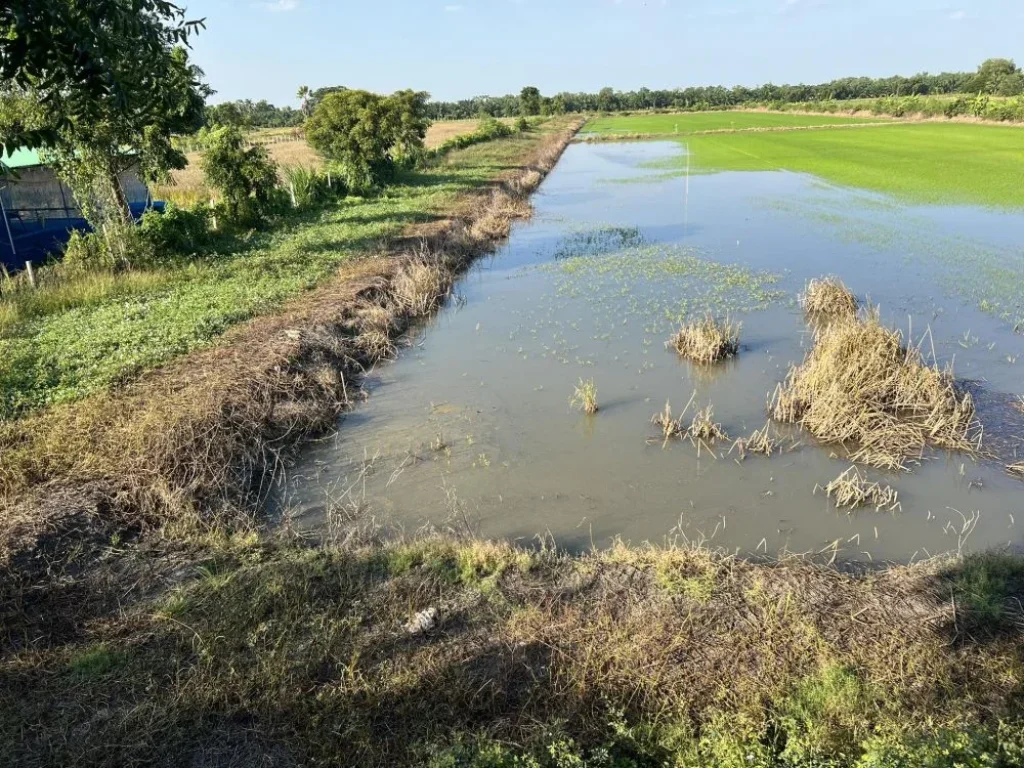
583,111 -> 885,135
3,533 -> 1022,767
652,122 -> 1024,208
0,127 -> 562,419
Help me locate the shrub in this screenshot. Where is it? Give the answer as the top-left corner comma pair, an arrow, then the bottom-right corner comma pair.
281,164 -> 342,208
137,204 -> 211,259
62,230 -> 113,271
306,88 -> 430,192
199,125 -> 279,225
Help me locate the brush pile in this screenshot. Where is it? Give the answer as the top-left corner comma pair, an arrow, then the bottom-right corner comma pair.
772,309 -> 980,470
668,314 -> 740,364
817,466 -> 902,512
801,276 -> 858,319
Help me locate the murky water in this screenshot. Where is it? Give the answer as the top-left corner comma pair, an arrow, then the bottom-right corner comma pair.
271,141 -> 1024,562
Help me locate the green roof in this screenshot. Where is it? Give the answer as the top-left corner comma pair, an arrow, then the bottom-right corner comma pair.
1,148 -> 44,170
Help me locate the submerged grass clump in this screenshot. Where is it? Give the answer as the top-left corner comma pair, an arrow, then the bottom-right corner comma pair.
668,313 -> 740,364
649,394 -> 727,454
1009,462 -> 1024,479
801,276 -> 858,319
570,378 -> 599,414
730,421 -> 781,460
772,309 -> 981,470
817,466 -> 902,512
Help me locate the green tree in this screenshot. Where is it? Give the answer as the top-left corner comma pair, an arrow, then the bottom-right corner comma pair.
306,89 -> 430,191
968,58 -> 1022,95
200,126 -> 279,225
519,86 -> 542,116
0,0 -> 204,154
597,87 -> 617,112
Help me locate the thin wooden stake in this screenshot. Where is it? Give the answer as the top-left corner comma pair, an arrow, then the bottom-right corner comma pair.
289,182 -> 297,208
25,260 -> 36,289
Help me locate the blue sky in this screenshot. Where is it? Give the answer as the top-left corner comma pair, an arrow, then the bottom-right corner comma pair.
184,0 -> 1023,106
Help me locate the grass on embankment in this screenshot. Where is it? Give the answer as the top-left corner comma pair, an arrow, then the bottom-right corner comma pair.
583,110 -> 885,135
653,122 -> 1024,209
2,532 -> 1022,767
0,126 -> 564,420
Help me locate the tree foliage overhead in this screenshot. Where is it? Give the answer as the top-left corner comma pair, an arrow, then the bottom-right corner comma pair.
305,89 -> 430,192
0,0 -> 205,153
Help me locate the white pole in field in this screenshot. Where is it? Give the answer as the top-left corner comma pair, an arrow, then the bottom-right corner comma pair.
289,182 -> 297,208
25,259 -> 36,289
684,141 -> 691,239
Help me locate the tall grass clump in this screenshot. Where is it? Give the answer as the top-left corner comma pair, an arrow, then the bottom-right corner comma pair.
570,378 -> 599,414
668,314 -> 740,364
772,309 -> 981,470
730,421 -> 781,460
801,276 -> 858,319
816,466 -> 902,512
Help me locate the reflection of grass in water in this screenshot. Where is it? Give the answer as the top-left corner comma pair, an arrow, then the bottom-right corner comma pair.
552,225 -> 644,260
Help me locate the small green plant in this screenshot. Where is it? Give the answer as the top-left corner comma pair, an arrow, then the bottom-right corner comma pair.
570,378 -> 598,414
200,125 -> 280,225
68,644 -> 125,678
137,204 -> 211,259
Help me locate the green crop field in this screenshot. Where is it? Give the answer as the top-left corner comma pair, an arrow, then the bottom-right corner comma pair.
658,122 -> 1024,208
583,110 -> 884,135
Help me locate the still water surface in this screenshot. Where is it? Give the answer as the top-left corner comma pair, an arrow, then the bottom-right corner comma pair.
272,141 -> 1024,562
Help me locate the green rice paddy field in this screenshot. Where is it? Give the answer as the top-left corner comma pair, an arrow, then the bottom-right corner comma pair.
583,110 -> 885,135
588,113 -> 1024,208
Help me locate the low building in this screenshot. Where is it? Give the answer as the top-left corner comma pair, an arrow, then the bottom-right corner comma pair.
0,148 -> 152,272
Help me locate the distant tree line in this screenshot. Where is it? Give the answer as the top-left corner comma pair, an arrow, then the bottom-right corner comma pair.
423,59 -> 1024,119
204,99 -> 303,129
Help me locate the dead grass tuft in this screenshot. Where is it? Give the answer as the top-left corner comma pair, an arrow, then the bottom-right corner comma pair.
390,254 -> 448,317
771,309 -> 981,470
801,276 -> 858,319
730,421 -> 781,460
1009,462 -> 1024,479
668,314 -> 740,364
651,400 -> 686,444
816,465 -> 902,512
570,378 -> 599,415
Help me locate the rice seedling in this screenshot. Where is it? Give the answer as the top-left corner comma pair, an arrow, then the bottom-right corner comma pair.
730,421 -> 780,460
668,313 -> 740,364
771,309 -> 981,470
816,466 -> 902,513
570,378 -> 599,414
801,276 -> 858,319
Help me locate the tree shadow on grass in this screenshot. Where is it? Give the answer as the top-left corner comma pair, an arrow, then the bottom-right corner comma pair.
922,552 -> 1024,644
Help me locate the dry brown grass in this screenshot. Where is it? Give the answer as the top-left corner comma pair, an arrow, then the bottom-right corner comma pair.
668,314 -> 740,364
730,421 -> 781,460
1009,461 -> 1024,479
424,118 -> 515,149
772,309 -> 981,470
153,140 -> 324,206
816,465 -> 902,512
801,276 -> 858,319
651,400 -> 686,444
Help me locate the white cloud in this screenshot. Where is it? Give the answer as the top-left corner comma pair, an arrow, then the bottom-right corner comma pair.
261,0 -> 299,11
948,9 -> 966,21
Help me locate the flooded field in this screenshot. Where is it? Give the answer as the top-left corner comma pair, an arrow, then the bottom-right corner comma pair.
272,141 -> 1024,562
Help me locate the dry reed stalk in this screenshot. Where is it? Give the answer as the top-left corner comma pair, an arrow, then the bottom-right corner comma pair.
730,422 -> 780,460
816,466 -> 902,512
1008,462 -> 1024,479
668,314 -> 740,365
801,276 -> 858,319
771,310 -> 981,470
651,400 -> 686,445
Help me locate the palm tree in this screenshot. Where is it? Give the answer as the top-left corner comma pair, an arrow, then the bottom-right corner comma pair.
297,85 -> 311,116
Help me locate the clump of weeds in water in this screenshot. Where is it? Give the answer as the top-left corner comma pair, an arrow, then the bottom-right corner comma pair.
730,421 -> 781,460
816,466 -> 902,513
668,313 -> 740,365
1008,461 -> 1024,479
651,400 -> 687,445
801,276 -> 858,320
570,378 -> 599,414
772,307 -> 981,471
